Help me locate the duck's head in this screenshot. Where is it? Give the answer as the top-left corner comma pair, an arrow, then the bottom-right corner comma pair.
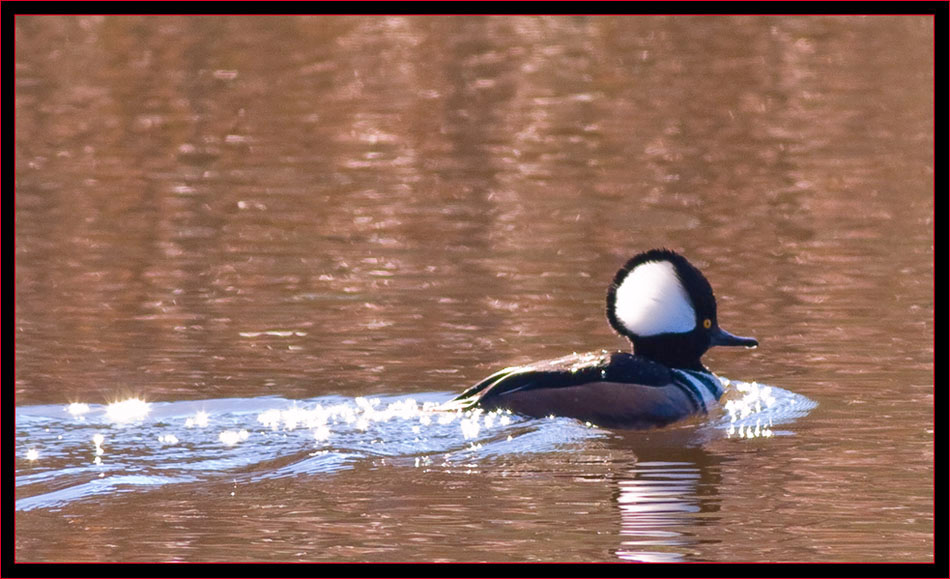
606,248 -> 758,370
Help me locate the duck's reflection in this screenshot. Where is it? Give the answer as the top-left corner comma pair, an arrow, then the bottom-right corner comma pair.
608,431 -> 723,562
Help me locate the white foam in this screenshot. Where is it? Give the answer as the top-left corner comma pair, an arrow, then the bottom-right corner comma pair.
613,260 -> 696,336
105,398 -> 151,424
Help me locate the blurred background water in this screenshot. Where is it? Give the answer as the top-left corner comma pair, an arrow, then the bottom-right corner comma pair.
15,15 -> 933,562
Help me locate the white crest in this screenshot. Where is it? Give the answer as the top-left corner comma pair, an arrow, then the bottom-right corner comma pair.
613,260 -> 696,336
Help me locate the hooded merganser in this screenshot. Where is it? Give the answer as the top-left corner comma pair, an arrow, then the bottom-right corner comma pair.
450,249 -> 758,429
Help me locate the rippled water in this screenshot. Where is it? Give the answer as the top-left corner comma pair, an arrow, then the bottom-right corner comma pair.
15,381 -> 818,562
15,15 -> 934,562
15,382 -> 814,513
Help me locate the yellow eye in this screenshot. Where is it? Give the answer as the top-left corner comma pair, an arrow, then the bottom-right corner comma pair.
703,319 -> 712,329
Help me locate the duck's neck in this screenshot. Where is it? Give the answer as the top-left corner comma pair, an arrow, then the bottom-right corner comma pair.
630,335 -> 707,372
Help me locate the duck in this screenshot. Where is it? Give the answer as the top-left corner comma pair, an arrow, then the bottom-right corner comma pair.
449,248 -> 758,429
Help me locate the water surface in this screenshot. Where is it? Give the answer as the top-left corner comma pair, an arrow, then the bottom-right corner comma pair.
15,15 -> 934,562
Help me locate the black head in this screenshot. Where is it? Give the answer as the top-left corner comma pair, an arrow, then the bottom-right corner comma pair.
605,248 -> 757,370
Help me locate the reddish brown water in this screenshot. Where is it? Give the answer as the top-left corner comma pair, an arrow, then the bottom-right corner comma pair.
15,15 -> 933,562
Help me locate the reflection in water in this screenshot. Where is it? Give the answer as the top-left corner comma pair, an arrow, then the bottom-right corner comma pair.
15,14 -> 933,562
616,461 -> 705,563
607,379 -> 816,562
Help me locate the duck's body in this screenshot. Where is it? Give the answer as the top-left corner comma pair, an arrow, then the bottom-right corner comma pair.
453,350 -> 725,429
451,249 -> 757,430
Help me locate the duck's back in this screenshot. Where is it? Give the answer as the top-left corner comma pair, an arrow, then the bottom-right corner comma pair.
452,351 -> 702,429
